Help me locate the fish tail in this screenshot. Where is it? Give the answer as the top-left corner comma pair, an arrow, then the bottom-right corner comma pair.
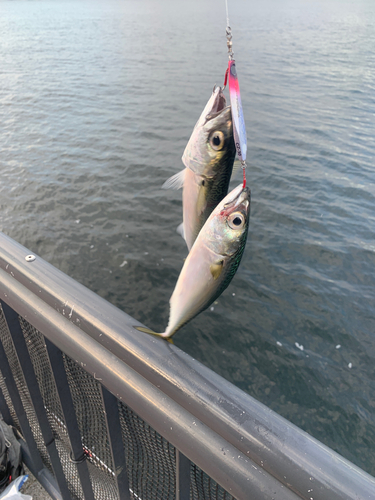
134,326 -> 174,344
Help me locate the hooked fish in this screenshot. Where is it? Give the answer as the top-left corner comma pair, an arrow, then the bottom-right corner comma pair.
137,183 -> 250,339
163,86 -> 236,250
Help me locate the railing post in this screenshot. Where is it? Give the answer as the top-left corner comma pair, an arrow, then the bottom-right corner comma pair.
45,338 -> 96,500
176,449 -> 190,500
100,386 -> 131,500
0,384 -> 12,425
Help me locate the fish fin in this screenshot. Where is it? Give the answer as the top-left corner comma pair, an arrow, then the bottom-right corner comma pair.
162,169 -> 185,190
210,260 -> 224,280
134,326 -> 174,344
176,222 -> 185,240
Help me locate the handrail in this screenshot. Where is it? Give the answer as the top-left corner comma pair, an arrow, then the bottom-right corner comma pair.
0,231 -> 374,500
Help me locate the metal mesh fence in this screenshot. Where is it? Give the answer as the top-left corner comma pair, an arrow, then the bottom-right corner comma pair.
0,303 -> 235,500
19,317 -> 118,500
118,403 -> 176,500
0,305 -> 50,470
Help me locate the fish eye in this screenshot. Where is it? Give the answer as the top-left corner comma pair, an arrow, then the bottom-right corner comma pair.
209,130 -> 225,151
228,212 -> 245,230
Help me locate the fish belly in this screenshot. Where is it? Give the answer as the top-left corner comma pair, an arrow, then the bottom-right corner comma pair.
183,169 -> 207,250
164,244 -> 222,337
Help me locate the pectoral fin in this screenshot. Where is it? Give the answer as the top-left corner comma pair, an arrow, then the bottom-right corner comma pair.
162,169 -> 186,190
176,222 -> 185,240
210,260 -> 224,280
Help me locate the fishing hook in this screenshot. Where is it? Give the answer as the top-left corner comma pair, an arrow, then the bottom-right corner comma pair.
222,68 -> 229,91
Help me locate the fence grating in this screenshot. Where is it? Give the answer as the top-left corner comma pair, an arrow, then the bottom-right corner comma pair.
0,302 -> 234,500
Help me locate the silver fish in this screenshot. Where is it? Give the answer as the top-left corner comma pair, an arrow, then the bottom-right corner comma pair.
163,86 -> 236,250
138,184 -> 250,339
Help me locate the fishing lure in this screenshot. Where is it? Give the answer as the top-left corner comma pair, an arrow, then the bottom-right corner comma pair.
226,60 -> 247,165
223,1 -> 247,188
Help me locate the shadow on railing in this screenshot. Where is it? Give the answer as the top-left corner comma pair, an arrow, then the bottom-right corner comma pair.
0,231 -> 374,500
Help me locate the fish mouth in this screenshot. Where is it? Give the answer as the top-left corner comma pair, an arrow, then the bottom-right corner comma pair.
221,184 -> 250,216
211,86 -> 226,114
226,184 -> 250,206
205,86 -> 227,121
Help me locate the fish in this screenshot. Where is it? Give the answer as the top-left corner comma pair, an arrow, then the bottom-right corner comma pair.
162,86 -> 236,250
136,183 -> 250,339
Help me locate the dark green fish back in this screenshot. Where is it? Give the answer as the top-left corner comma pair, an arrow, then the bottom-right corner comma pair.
213,223 -> 250,302
196,137 -> 236,240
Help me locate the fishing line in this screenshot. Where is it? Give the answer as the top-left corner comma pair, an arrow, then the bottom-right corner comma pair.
223,0 -> 247,189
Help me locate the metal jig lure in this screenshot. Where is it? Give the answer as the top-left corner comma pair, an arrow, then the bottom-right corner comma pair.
223,0 -> 247,188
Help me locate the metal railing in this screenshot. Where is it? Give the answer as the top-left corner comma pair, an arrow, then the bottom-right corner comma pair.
0,231 -> 374,500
